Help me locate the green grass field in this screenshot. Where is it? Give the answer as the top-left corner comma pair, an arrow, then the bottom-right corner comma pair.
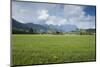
12,34 -> 96,66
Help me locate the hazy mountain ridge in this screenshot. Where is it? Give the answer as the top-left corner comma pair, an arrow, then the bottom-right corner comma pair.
12,18 -> 48,33
13,18 -> 97,34
12,18 -> 78,32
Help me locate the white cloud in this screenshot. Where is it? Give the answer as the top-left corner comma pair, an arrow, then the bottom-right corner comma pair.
38,9 -> 49,20
37,5 -> 95,28
12,1 -> 95,29
64,5 -> 95,29
64,5 -> 85,23
64,5 -> 85,18
37,9 -> 67,26
46,16 -> 67,26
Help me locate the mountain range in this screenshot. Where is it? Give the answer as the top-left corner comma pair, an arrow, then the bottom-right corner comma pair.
12,18 -> 77,33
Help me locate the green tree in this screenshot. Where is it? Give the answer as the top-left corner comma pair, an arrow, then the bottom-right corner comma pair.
29,28 -> 33,33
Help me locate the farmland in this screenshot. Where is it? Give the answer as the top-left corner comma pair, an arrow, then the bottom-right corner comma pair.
12,34 -> 96,66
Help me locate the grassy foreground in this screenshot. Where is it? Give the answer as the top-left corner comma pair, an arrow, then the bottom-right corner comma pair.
12,34 -> 96,66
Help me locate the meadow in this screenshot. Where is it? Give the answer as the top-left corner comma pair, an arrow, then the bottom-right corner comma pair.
12,34 -> 96,66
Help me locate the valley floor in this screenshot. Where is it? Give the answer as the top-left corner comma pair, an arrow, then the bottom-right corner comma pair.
12,34 -> 96,66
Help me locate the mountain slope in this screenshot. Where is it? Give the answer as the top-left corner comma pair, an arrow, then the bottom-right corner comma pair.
12,18 -> 29,30
25,23 -> 47,32
12,18 -> 78,34
12,18 -> 48,33
59,24 -> 77,32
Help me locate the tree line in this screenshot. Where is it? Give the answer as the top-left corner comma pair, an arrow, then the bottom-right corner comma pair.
12,28 -> 95,35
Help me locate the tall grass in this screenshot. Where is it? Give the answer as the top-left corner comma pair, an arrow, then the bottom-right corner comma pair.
12,34 -> 96,66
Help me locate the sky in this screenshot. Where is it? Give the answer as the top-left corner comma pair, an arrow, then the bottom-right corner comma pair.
12,1 -> 96,29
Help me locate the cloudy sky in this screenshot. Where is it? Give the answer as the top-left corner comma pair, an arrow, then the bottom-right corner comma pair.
12,1 -> 96,29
